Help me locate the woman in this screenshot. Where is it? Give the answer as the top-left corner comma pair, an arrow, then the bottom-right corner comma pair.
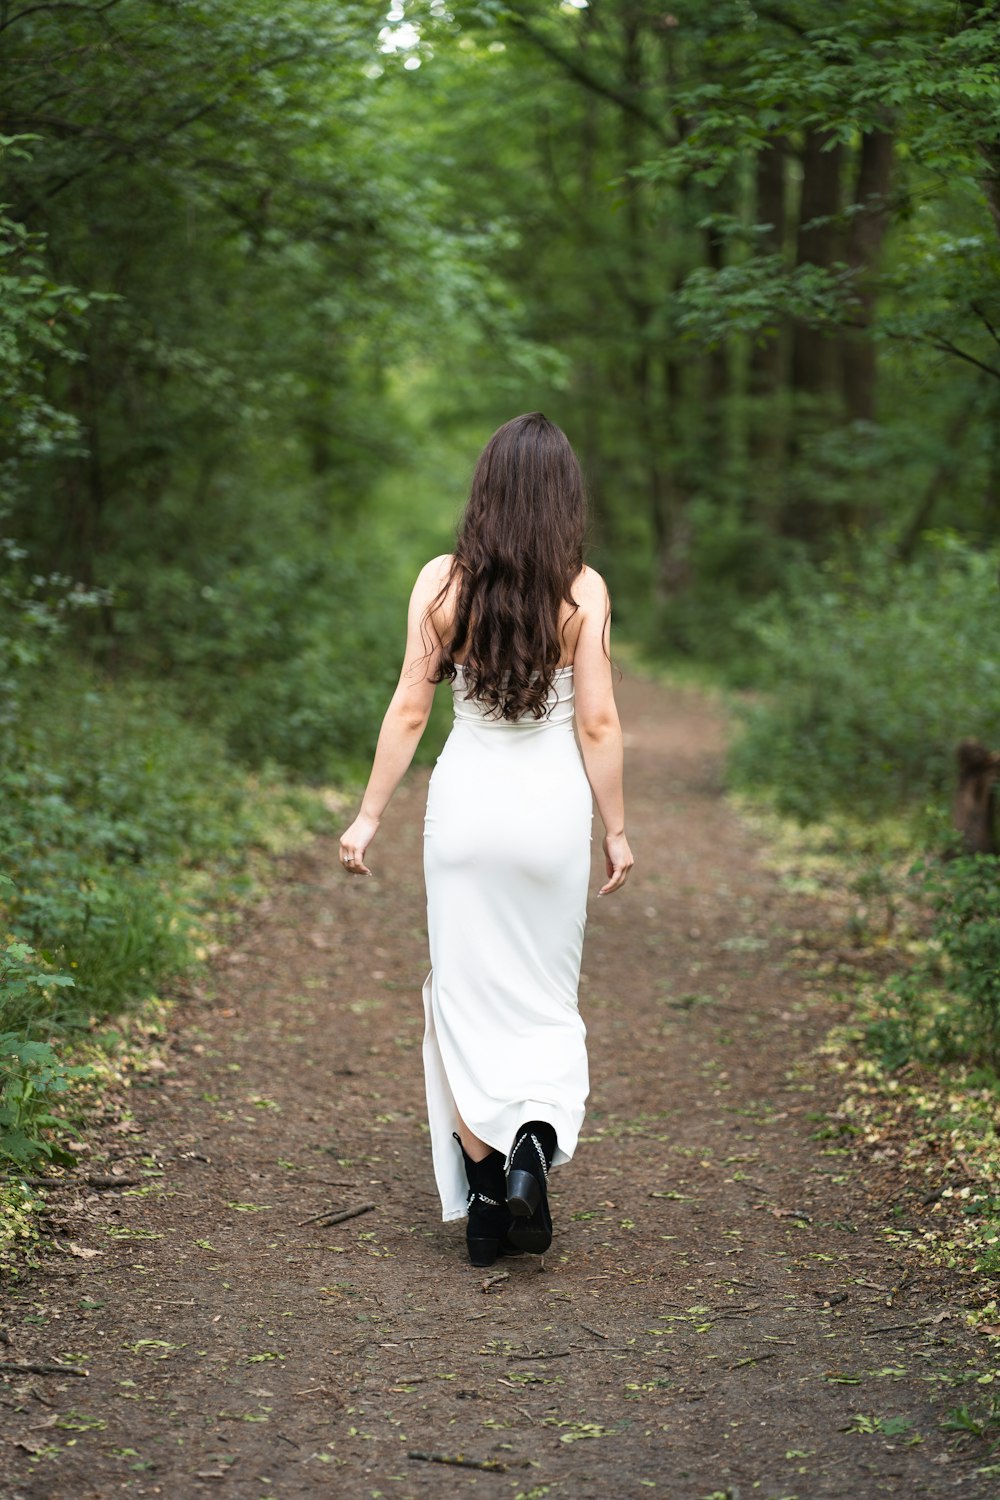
338,412 -> 633,1266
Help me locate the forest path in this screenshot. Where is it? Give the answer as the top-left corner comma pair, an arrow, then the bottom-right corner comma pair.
3,670 -> 994,1499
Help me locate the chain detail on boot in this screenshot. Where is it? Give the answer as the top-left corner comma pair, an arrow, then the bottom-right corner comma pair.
505,1129 -> 549,1185
504,1121 -> 555,1252
454,1131 -> 524,1264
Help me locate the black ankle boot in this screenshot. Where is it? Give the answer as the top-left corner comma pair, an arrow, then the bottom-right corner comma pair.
505,1120 -> 557,1254
454,1133 -> 524,1268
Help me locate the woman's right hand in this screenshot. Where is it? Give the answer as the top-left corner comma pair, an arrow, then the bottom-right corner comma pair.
339,812 -> 380,876
599,831 -> 634,896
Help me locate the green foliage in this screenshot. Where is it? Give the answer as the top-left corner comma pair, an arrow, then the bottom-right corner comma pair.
0,4 -> 523,629
1,651 -> 305,1014
0,928 -> 93,1167
932,856 -> 1000,1070
0,920 -> 77,1035
940,1396 -> 1000,1450
727,536 -> 1000,824
0,1036 -> 92,1169
0,141 -> 95,476
0,539 -> 326,1170
675,256 -> 862,344
0,649 -> 324,1167
864,856 -> 1000,1073
139,545 -> 401,778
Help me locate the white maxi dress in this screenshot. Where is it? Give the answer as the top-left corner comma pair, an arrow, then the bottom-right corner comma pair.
421,662 -> 593,1221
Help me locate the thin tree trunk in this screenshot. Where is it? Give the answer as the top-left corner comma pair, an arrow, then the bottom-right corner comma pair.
704,218 -> 728,461
619,3 -> 686,604
577,0 -> 606,539
790,129 -> 844,401
749,138 -> 787,402
649,354 -> 690,603
783,129 -> 845,541
841,127 -> 894,428
748,139 -> 788,494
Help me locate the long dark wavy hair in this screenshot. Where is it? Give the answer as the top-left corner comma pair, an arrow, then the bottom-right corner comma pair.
423,412 -> 589,721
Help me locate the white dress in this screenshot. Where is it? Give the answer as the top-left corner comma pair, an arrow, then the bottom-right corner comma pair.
421,662 -> 594,1221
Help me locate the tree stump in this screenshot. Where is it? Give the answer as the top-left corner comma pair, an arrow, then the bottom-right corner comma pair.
953,739 -> 1000,854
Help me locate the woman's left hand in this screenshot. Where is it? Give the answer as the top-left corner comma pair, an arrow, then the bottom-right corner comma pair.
339,813 -> 379,876
598,830 -> 634,896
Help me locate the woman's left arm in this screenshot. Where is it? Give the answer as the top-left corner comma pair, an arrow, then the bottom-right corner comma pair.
338,557 -> 447,876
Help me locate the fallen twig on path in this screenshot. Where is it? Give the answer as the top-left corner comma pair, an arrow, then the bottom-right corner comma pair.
0,1360 -> 88,1377
297,1201 -> 374,1228
865,1315 -> 950,1335
0,1173 -> 76,1188
578,1322 -> 608,1339
481,1272 -> 509,1293
409,1450 -> 507,1472
0,1172 -> 143,1190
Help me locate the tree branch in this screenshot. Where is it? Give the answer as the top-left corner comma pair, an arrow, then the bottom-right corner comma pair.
504,4 -> 673,146
0,0 -> 122,33
879,326 -> 1000,382
970,300 -> 1000,350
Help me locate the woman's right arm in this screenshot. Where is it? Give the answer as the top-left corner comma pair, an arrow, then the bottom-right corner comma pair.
338,555 -> 449,875
573,568 -> 634,896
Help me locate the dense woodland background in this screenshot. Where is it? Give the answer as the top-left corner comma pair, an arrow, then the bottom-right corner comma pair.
2,1 -> 1000,1178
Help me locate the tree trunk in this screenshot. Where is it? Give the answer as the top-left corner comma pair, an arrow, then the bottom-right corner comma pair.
783,129 -> 845,542
649,354 -> 690,604
841,127 -> 894,428
577,0 -> 606,540
953,740 -> 999,855
619,3 -> 688,604
748,139 -> 788,495
703,219 -> 729,463
790,129 -> 844,401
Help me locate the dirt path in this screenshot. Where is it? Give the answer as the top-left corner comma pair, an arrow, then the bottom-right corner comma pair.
2,672 -> 995,1499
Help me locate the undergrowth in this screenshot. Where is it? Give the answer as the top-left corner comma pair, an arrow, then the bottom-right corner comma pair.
726,534 -> 1000,832
0,649 -> 332,1268
734,795 -> 1000,1357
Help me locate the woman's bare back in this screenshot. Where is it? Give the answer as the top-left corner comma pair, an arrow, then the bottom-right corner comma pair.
427,553 -> 590,669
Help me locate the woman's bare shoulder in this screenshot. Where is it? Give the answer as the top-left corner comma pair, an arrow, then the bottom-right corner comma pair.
572,563 -> 609,607
414,553 -> 456,593
421,552 -> 455,577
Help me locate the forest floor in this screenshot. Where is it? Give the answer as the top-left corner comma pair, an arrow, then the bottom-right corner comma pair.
2,670 -> 998,1500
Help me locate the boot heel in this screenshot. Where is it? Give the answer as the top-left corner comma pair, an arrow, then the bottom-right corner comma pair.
467,1236 -> 500,1267
507,1169 -> 540,1218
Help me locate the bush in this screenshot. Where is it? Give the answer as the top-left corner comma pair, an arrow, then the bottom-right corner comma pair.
1,654 -> 269,1015
864,855 -> 1000,1076
728,535 -> 1000,828
0,536 -> 324,1169
120,543 -> 404,780
0,930 -> 94,1167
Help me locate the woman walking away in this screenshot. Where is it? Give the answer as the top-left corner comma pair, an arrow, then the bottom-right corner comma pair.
338,412 -> 633,1265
